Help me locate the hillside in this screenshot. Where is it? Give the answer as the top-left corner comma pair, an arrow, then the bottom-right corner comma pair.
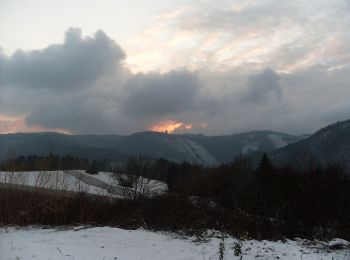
268,119 -> 350,169
0,131 -> 303,164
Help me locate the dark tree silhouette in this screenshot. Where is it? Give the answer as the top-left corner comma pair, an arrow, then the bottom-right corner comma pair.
258,153 -> 274,175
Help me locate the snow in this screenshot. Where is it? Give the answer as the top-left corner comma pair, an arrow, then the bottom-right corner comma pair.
242,142 -> 259,155
0,170 -> 168,198
328,238 -> 350,249
0,170 -> 113,196
91,171 -> 116,184
166,137 -> 218,165
91,171 -> 168,194
268,134 -> 289,149
0,227 -> 348,260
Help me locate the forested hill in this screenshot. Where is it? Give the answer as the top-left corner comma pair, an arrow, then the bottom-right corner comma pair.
0,130 -> 303,164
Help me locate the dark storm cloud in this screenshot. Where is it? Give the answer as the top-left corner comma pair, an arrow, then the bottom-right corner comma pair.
1,28 -> 213,134
0,28 -> 125,90
25,95 -> 115,134
24,68 -> 215,134
122,70 -> 201,118
1,25 -> 350,135
243,69 -> 282,104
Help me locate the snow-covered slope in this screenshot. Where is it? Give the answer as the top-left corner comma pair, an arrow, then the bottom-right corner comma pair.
241,142 -> 259,155
268,134 -> 289,148
0,170 -> 167,198
165,136 -> 218,164
0,227 -> 348,260
0,170 -> 112,196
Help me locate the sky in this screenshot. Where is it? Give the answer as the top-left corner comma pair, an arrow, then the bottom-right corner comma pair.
0,0 -> 349,135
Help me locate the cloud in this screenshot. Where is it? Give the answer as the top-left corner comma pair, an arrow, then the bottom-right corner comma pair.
1,22 -> 350,136
0,114 -> 71,134
126,0 -> 350,73
0,28 -> 130,134
321,103 -> 350,124
0,28 -> 126,90
25,94 -> 116,134
122,70 -> 201,118
244,68 -> 282,103
175,1 -> 298,33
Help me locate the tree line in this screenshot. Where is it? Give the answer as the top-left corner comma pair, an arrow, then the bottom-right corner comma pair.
1,153 -> 349,239
0,154 -> 111,174
118,154 -> 350,239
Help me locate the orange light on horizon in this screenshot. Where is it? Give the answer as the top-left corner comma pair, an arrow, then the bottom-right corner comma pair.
150,120 -> 193,134
0,114 -> 73,135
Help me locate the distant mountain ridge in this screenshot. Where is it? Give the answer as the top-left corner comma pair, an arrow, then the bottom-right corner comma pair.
267,119 -> 350,170
0,130 -> 304,164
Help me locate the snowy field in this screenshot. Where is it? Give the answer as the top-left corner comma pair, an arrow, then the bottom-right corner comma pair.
0,170 -> 167,198
0,227 -> 349,260
0,170 -> 112,196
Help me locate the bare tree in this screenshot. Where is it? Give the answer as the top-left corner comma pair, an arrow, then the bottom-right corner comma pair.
114,156 -> 165,199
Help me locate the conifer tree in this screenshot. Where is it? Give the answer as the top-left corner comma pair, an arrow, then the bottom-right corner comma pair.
258,153 -> 273,175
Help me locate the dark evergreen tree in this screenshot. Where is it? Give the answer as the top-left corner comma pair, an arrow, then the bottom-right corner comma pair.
258,153 -> 273,175
87,160 -> 99,174
257,153 -> 276,192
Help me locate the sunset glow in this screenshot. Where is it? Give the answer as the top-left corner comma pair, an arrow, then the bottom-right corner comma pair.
150,120 -> 192,133
0,114 -> 73,135
0,1 -> 349,135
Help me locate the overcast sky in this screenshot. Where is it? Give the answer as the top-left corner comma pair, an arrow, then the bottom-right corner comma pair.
0,0 -> 349,135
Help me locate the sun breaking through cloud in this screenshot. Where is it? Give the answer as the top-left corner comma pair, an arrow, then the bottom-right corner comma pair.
0,0 -> 349,135
150,120 -> 192,133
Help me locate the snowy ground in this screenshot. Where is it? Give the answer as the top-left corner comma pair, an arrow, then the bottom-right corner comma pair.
0,170 -> 112,196
0,227 -> 349,260
0,171 -> 167,198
